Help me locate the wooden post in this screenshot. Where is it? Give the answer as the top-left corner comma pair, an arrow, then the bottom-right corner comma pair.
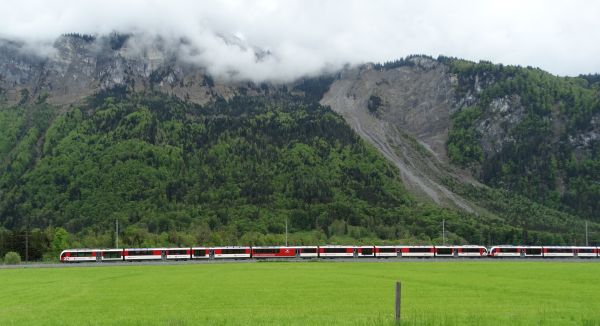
395,281 -> 401,323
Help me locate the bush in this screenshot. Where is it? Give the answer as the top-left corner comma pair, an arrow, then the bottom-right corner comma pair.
4,251 -> 21,265
367,95 -> 382,113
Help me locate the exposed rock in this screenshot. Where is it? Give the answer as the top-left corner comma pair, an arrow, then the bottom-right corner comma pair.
476,95 -> 524,158
322,58 -> 481,211
0,35 -> 244,106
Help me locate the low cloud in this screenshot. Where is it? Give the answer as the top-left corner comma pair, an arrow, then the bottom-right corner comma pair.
1,0 -> 599,82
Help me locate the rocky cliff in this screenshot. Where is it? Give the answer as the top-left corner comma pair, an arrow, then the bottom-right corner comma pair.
0,34 -> 243,106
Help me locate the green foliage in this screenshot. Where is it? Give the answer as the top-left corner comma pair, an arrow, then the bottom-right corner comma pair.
292,76 -> 335,103
3,90 -> 495,253
0,88 -> 596,258
447,107 -> 483,166
4,251 -> 21,265
446,59 -> 600,221
367,95 -> 382,114
51,228 -> 69,257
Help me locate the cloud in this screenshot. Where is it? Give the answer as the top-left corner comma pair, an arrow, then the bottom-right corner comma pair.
1,0 -> 599,81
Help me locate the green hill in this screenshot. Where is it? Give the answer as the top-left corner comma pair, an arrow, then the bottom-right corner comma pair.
0,84 -> 597,260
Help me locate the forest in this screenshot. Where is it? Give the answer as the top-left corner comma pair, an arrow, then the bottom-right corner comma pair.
1,88 -> 593,260
445,58 -> 600,222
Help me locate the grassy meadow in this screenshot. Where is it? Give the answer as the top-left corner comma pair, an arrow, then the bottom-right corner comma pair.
1,261 -> 599,325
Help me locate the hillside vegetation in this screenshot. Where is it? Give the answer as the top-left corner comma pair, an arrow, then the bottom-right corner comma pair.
0,90 -> 515,259
1,59 -> 599,259
446,59 -> 600,221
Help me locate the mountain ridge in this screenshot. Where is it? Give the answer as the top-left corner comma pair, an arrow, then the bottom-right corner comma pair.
0,35 -> 598,258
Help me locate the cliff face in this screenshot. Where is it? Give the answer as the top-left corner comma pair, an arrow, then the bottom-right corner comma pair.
0,35 -> 236,106
321,58 -> 480,211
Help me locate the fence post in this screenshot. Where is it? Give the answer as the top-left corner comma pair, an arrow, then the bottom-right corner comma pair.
395,281 -> 401,323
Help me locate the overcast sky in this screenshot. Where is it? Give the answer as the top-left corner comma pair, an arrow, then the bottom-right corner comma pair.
1,0 -> 598,81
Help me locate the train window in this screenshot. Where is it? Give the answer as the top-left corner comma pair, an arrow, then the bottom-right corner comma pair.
253,249 -> 280,254
408,247 -> 432,253
436,248 -> 452,255
301,248 -> 317,253
221,249 -> 247,255
378,247 -> 396,253
323,248 -> 350,253
578,248 -> 594,253
547,248 -> 573,253
194,250 -> 207,256
103,251 -> 122,259
168,250 -> 188,255
525,248 -> 542,255
129,250 -> 153,256
74,252 -> 92,257
461,248 -> 481,253
361,248 -> 373,255
500,248 -> 519,253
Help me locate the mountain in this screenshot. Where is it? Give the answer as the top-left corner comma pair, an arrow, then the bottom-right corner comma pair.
0,35 -> 598,259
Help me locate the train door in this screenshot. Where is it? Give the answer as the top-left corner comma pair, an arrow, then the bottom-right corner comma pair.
353,248 -> 358,258
209,249 -> 215,260
397,248 -> 401,258
453,248 -> 458,257
96,252 -> 102,262
161,250 -> 167,261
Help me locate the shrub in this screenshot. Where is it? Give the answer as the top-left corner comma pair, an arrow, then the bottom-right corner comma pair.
367,95 -> 382,113
4,251 -> 21,265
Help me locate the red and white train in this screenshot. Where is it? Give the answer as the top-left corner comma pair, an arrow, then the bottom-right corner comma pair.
488,246 -> 599,258
59,245 -> 599,262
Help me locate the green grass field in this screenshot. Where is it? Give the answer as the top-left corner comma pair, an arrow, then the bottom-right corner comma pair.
1,261 -> 599,325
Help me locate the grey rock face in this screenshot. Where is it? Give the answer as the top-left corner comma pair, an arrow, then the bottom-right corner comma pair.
476,95 -> 524,158
322,57 -> 481,211
0,35 -> 225,106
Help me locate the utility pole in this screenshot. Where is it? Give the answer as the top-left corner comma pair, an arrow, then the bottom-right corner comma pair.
115,219 -> 119,248
25,228 -> 29,263
285,218 -> 288,246
442,219 -> 446,245
585,221 -> 588,246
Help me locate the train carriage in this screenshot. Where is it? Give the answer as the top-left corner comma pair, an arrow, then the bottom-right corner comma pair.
191,247 -> 210,259
318,245 -> 355,258
457,245 -> 487,257
434,246 -> 455,257
251,246 -> 297,258
212,246 -> 251,259
165,248 -> 191,260
60,249 -> 101,262
400,246 -> 435,258
99,249 -> 124,261
488,246 -> 521,258
573,246 -> 597,258
123,248 -> 166,261
357,246 -> 375,257
296,246 -> 319,258
523,246 -> 543,257
542,246 -> 575,258
375,246 -> 400,257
